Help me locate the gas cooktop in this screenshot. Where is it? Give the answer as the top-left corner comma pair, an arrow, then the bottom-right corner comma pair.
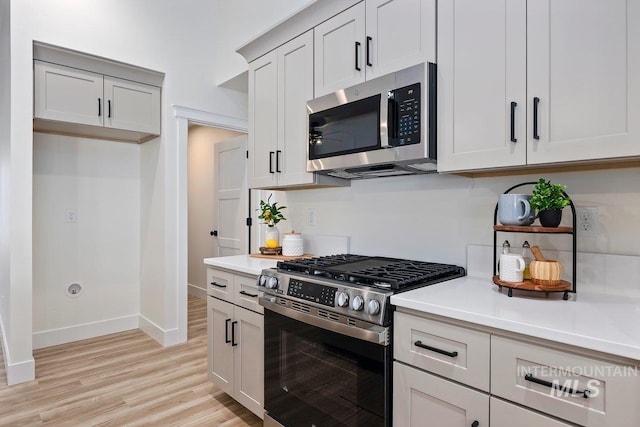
277,254 -> 465,291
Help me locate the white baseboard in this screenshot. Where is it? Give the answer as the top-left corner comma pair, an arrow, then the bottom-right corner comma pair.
32,315 -> 139,350
1,313 -> 35,385
188,283 -> 206,299
138,314 -> 181,347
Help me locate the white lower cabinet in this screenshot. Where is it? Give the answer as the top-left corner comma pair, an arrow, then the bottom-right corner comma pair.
206,267 -> 264,419
490,397 -> 573,427
393,361 -> 489,427
394,309 -> 640,427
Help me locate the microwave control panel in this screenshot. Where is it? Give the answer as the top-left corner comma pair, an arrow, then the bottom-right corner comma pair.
389,82 -> 421,146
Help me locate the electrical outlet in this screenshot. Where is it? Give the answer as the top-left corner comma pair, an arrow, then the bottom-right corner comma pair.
66,210 -> 77,223
308,208 -> 317,226
576,207 -> 599,237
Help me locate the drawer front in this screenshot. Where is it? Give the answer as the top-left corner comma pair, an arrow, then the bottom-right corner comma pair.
491,336 -> 640,427
206,268 -> 234,302
394,312 -> 490,391
393,361 -> 489,427
233,274 -> 263,313
490,397 -> 573,427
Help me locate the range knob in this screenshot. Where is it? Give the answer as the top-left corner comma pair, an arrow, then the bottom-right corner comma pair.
266,276 -> 279,289
258,275 -> 267,287
351,295 -> 364,311
366,299 -> 381,315
336,292 -> 349,307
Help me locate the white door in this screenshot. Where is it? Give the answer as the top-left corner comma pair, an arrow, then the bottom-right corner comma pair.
437,0 -> 527,172
314,2 -> 366,97
277,30 -> 314,187
214,135 -> 249,257
527,0 -> 640,164
365,0 -> 435,79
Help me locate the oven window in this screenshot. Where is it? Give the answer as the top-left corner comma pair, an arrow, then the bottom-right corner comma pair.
264,310 -> 390,427
309,94 -> 381,160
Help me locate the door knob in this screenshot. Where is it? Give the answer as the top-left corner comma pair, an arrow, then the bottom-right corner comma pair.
210,230 -> 218,236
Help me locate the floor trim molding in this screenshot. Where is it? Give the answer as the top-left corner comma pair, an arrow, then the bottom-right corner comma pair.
1,315 -> 35,385
138,315 -> 179,347
188,283 -> 207,299
32,315 -> 139,350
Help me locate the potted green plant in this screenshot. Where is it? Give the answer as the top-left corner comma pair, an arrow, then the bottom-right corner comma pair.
257,194 -> 287,248
529,178 -> 571,227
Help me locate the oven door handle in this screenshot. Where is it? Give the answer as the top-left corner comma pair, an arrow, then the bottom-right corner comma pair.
259,296 -> 389,346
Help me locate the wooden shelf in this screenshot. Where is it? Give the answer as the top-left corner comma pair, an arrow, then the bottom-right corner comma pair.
492,276 -> 571,292
494,225 -> 573,233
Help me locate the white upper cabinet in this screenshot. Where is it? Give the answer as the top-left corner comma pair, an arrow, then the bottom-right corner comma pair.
526,0 -> 640,164
437,0 -> 527,172
34,60 -> 161,143
35,62 -> 104,127
438,0 -> 640,172
103,76 -> 160,134
314,3 -> 366,96
314,0 -> 435,97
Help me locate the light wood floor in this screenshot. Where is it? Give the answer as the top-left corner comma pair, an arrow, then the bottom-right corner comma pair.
0,296 -> 262,426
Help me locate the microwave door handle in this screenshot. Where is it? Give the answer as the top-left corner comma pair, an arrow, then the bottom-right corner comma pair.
388,97 -> 398,143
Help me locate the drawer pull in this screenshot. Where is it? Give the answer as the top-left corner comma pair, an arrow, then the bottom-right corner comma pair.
471,422 -> 479,427
239,290 -> 258,298
414,340 -> 458,358
211,281 -> 227,288
524,373 -> 591,398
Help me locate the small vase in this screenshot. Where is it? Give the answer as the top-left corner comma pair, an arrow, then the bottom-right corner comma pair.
264,225 -> 280,248
538,209 -> 562,227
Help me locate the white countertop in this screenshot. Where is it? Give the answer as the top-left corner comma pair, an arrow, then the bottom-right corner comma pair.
203,255 -> 278,276
391,277 -> 640,361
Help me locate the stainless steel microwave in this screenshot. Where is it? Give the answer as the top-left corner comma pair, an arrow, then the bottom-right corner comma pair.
307,62 -> 436,179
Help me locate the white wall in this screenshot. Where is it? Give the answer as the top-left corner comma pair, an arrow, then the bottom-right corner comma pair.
188,125 -> 243,294
213,0 -> 314,86
5,0 -> 252,383
283,167 -> 640,266
32,134 -> 141,348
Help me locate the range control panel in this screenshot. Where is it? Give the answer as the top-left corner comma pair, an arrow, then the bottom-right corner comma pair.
288,279 -> 336,307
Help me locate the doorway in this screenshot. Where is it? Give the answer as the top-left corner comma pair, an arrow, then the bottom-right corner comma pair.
187,125 -> 246,300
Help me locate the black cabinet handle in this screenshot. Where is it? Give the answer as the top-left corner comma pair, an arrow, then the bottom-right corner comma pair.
269,151 -> 274,174
239,290 -> 258,298
210,281 -> 227,289
414,340 -> 458,358
355,41 -> 361,71
524,373 -> 591,398
533,97 -> 540,140
276,150 -> 282,173
231,321 -> 238,346
510,102 -> 517,143
366,36 -> 373,66
210,230 -> 218,236
98,98 -> 101,116
108,100 -> 111,118
224,318 -> 231,344
471,422 -> 479,427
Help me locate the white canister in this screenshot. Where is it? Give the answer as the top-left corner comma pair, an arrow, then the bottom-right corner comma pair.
282,231 -> 304,257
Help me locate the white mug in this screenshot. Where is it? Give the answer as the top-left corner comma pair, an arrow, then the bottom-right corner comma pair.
499,253 -> 525,283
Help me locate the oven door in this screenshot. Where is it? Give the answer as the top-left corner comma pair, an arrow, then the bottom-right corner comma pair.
262,302 -> 391,427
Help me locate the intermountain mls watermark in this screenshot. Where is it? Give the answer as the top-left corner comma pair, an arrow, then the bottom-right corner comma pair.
518,365 -> 638,398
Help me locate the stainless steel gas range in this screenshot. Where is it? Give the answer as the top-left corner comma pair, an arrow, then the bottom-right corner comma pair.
257,254 -> 465,427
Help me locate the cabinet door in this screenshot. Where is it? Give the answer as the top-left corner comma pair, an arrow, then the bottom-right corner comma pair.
527,0 -> 640,164
490,398 -> 573,427
233,307 -> 264,419
34,61 -> 104,127
437,0 -> 527,172
394,362 -> 489,427
314,2 -> 365,97
248,51 -> 278,189
104,76 -> 160,135
365,0 -> 435,79
277,30 -> 315,187
207,296 -> 234,396
206,268 -> 235,303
